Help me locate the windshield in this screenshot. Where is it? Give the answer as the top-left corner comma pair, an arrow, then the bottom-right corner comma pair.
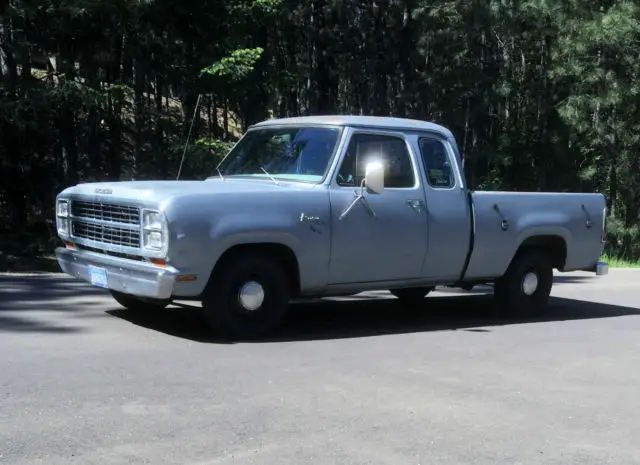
216,125 -> 342,183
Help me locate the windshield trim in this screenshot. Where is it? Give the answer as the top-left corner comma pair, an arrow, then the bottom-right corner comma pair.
213,124 -> 345,185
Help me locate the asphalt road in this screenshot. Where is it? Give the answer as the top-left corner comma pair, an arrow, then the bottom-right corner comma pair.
1,269 -> 639,465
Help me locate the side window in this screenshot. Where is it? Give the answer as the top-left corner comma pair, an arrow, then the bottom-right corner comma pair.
336,133 -> 415,188
419,138 -> 455,188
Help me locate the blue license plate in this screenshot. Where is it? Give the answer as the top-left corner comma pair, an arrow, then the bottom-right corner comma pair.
88,265 -> 108,289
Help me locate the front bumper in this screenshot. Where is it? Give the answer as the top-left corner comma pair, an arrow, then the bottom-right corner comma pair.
55,247 -> 179,299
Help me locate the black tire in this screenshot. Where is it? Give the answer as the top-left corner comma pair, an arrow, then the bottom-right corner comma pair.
202,252 -> 290,340
493,248 -> 554,316
389,286 -> 434,304
110,290 -> 171,313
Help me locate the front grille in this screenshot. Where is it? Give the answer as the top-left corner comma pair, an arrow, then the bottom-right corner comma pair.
77,244 -> 145,261
71,200 -> 140,225
72,221 -> 140,248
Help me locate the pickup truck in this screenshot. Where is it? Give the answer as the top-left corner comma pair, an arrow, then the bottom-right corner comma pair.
54,115 -> 607,339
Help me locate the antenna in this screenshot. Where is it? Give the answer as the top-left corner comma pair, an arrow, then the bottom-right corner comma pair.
176,93 -> 203,180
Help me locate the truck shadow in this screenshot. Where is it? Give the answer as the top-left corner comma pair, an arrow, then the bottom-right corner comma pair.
0,273 -> 615,338
106,293 -> 640,344
435,275 -> 594,295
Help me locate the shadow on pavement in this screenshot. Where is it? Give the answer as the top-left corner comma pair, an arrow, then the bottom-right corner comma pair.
551,275 -> 595,284
106,293 -> 640,344
423,274 -> 593,296
0,275 -> 107,305
0,314 -> 82,333
0,275 -> 107,333
0,272 -> 628,338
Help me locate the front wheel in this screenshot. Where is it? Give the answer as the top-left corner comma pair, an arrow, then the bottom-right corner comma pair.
493,249 -> 554,316
110,290 -> 171,313
201,252 -> 290,340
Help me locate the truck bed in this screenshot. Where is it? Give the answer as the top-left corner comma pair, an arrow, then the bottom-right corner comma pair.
463,191 -> 606,281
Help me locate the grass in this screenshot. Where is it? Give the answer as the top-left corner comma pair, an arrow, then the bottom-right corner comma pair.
600,254 -> 640,269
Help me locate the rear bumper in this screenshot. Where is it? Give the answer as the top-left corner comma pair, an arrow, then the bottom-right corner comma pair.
55,247 -> 179,299
580,260 -> 609,276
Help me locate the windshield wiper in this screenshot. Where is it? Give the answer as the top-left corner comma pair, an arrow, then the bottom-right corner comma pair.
216,167 -> 225,181
260,167 -> 280,186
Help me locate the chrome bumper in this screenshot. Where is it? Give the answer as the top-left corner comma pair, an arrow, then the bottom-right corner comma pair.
55,247 -> 179,299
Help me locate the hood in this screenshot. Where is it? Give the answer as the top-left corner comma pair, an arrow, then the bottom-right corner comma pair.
59,177 -> 317,206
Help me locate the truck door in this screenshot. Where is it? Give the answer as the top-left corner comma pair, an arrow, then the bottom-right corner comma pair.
328,130 -> 429,284
413,135 -> 470,280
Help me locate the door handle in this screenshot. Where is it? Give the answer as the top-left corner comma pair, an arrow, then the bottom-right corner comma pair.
407,199 -> 425,212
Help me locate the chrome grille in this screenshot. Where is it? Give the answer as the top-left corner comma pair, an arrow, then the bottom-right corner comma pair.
77,244 -> 145,261
71,200 -> 140,225
72,221 -> 140,248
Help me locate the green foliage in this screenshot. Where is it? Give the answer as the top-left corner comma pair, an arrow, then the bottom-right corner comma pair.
600,254 -> 640,268
242,0 -> 282,14
201,48 -> 265,81
604,216 -> 640,262
2,0 -> 640,264
551,0 -> 640,235
195,138 -> 235,153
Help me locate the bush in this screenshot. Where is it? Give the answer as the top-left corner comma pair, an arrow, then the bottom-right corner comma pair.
604,216 -> 640,262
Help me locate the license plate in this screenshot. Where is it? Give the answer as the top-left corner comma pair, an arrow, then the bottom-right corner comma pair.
88,265 -> 108,289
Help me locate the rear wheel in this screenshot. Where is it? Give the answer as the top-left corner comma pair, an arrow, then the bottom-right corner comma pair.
202,252 -> 290,340
494,248 -> 554,316
389,286 -> 434,304
110,290 -> 171,313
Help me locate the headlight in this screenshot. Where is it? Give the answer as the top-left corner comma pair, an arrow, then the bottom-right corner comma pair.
144,230 -> 164,249
143,211 -> 163,230
142,209 -> 167,252
56,200 -> 69,218
57,218 -> 69,236
56,200 -> 69,236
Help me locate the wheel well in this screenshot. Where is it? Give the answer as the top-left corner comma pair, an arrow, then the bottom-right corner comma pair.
518,235 -> 567,270
212,243 -> 301,296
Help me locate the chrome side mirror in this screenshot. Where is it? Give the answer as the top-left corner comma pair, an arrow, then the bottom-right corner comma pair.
364,161 -> 384,194
338,161 -> 383,221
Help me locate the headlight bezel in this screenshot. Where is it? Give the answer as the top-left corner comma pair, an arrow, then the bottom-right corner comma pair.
141,209 -> 169,256
57,200 -> 69,218
56,199 -> 70,237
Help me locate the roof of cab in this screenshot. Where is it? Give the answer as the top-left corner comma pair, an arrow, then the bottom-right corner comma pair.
250,115 -> 454,139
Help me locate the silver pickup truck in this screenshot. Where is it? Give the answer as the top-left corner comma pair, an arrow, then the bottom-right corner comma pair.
54,115 -> 607,339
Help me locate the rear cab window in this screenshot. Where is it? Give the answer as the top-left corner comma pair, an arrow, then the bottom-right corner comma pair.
418,137 -> 455,189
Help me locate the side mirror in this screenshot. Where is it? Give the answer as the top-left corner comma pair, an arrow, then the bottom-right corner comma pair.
364,161 -> 385,194
337,160 -> 382,221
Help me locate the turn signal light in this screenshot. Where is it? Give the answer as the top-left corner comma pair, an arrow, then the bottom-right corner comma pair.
150,258 -> 167,267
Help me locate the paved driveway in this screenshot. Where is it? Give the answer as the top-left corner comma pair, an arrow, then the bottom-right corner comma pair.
1,270 -> 638,464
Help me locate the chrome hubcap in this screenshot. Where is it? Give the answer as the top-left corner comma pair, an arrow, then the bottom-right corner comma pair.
237,281 -> 265,311
521,271 -> 538,296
